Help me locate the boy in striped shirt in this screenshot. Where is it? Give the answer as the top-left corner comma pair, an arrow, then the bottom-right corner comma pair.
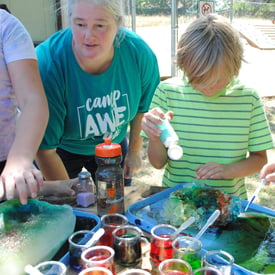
142,14 -> 274,199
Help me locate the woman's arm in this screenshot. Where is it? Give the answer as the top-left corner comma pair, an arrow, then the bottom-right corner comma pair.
0,59 -> 49,204
36,148 -> 70,180
123,113 -> 144,179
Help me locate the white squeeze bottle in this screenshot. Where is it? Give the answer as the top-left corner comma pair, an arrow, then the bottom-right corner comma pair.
158,119 -> 183,160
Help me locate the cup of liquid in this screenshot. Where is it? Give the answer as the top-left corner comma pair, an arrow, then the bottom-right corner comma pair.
172,236 -> 202,270
158,258 -> 192,275
81,245 -> 115,274
112,225 -> 144,267
78,266 -> 114,275
119,269 -> 151,275
68,230 -> 95,271
150,224 -> 177,266
192,266 -> 222,275
98,213 -> 128,247
202,250 -> 234,275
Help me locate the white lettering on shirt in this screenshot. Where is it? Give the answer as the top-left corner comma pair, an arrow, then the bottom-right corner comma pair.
78,90 -> 129,139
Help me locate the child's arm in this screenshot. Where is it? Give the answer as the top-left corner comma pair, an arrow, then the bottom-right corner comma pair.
148,138 -> 168,169
142,108 -> 171,168
195,151 -> 267,180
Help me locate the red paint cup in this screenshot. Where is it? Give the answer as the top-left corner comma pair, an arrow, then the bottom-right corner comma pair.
98,213 -> 128,247
150,224 -> 177,266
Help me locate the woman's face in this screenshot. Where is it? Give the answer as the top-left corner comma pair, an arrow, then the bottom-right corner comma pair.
70,1 -> 119,61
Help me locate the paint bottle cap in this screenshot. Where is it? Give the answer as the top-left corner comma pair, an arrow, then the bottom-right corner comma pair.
168,143 -> 183,160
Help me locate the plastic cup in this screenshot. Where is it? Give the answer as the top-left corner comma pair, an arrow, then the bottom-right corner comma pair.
78,266 -> 113,275
172,236 -> 202,270
112,225 -> 143,267
33,261 -> 66,275
68,230 -> 95,271
98,213 -> 128,247
192,266 -> 223,275
81,245 -> 115,274
202,250 -> 234,275
150,224 -> 177,265
158,258 -> 192,275
119,269 -> 151,275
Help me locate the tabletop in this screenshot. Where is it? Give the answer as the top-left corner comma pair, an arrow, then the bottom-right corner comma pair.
50,184 -> 161,275
65,242 -> 159,275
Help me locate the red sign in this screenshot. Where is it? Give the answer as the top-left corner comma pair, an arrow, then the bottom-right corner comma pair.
198,1 -> 215,16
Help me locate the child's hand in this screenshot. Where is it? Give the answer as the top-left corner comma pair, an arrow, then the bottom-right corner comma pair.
41,178 -> 78,196
142,108 -> 174,140
260,162 -> 275,185
195,162 -> 227,179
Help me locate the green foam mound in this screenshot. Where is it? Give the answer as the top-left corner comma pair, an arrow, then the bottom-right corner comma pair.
0,199 -> 76,275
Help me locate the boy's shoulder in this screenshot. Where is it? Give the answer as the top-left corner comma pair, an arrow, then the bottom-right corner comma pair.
159,76 -> 187,86
158,76 -> 193,93
227,78 -> 260,99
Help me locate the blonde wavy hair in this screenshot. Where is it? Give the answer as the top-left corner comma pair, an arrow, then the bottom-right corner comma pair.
177,14 -> 244,89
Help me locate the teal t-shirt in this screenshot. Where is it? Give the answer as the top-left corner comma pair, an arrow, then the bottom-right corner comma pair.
36,27 -> 160,155
149,77 -> 274,199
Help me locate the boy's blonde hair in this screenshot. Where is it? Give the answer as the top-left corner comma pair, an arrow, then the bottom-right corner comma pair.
177,14 -> 244,89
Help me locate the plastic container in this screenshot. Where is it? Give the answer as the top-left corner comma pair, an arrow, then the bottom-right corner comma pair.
58,210 -> 101,265
95,138 -> 125,216
76,170 -> 95,207
125,183 -> 275,275
158,119 -> 183,160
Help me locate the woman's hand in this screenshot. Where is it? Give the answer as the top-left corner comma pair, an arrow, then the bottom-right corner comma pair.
0,161 -> 44,205
123,150 -> 142,180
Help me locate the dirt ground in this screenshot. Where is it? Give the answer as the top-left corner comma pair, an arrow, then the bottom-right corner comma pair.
131,97 -> 275,210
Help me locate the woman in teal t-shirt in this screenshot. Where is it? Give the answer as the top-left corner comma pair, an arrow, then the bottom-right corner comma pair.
35,0 -> 160,184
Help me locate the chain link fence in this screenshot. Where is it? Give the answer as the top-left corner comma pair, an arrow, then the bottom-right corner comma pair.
124,0 -> 275,20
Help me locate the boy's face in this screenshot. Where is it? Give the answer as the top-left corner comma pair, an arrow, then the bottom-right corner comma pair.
192,67 -> 231,97
193,77 -> 230,97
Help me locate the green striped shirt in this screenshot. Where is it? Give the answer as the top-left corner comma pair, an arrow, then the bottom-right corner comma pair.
149,77 -> 274,199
